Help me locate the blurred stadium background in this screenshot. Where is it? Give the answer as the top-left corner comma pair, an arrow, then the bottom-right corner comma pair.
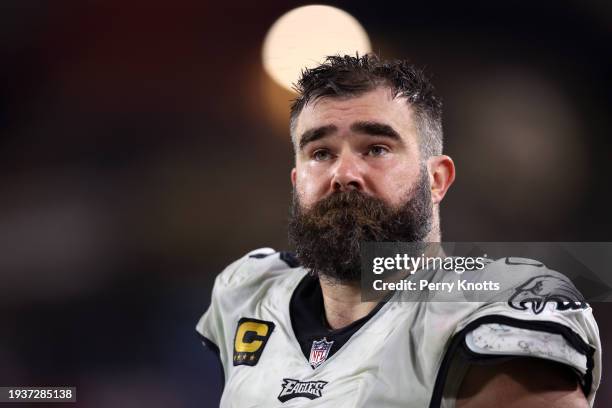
0,0 -> 610,406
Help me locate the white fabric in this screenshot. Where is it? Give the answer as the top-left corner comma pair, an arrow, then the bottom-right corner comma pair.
196,249 -> 601,407
465,323 -> 587,374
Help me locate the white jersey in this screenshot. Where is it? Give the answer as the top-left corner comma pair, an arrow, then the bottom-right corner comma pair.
196,248 -> 601,408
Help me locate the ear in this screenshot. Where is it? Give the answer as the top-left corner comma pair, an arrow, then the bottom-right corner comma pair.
291,168 -> 297,187
427,155 -> 455,204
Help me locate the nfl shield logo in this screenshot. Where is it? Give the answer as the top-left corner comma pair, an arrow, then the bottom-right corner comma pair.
309,338 -> 334,369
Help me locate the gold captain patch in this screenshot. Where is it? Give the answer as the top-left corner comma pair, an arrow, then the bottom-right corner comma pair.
233,318 -> 275,366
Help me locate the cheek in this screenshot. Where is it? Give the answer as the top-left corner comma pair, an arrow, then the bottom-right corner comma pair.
294,165 -> 329,207
373,161 -> 423,205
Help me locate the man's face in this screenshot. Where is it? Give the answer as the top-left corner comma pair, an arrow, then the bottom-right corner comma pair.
291,86 -> 424,211
288,87 -> 436,283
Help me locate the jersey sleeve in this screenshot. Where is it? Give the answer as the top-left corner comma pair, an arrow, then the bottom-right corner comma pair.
436,258 -> 601,407
195,248 -> 277,354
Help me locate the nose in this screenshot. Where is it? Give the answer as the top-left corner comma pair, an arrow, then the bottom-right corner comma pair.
331,151 -> 364,192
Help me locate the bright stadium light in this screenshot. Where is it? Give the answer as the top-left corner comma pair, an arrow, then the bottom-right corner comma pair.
262,5 -> 371,91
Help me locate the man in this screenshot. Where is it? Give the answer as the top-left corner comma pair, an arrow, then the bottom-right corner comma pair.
196,54 -> 600,407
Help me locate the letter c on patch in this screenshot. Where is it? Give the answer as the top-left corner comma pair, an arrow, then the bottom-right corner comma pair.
235,321 -> 270,352
232,317 -> 275,366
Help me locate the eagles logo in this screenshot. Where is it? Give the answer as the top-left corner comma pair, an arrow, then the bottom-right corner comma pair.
278,379 -> 328,402
508,275 -> 588,314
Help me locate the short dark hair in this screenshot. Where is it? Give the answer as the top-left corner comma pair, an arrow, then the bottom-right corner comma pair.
290,54 -> 443,158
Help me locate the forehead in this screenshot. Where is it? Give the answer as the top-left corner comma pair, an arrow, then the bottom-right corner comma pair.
294,86 -> 418,144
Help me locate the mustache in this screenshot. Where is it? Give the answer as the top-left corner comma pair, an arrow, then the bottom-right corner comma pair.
292,190 -> 395,239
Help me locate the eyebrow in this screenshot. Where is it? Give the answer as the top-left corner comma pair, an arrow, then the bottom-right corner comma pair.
298,125 -> 338,151
298,121 -> 404,151
350,121 -> 402,143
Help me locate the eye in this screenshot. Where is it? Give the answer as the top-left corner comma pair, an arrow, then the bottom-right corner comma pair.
312,149 -> 333,161
367,145 -> 390,157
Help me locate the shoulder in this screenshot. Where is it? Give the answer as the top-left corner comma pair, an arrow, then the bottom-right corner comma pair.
430,257 -> 601,406
212,248 -> 303,294
196,248 -> 303,345
480,256 -> 572,286
458,256 -> 597,358
457,256 -> 587,311
470,256 -> 590,316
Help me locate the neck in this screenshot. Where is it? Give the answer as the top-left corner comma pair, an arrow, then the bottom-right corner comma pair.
427,206 -> 441,242
319,276 -> 378,330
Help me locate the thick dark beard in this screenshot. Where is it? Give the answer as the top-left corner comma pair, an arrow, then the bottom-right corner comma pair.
288,169 -> 433,284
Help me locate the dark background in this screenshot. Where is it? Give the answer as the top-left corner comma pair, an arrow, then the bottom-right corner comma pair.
0,1 -> 610,406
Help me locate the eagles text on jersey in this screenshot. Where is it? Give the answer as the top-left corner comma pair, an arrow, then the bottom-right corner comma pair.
196,248 -> 601,407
